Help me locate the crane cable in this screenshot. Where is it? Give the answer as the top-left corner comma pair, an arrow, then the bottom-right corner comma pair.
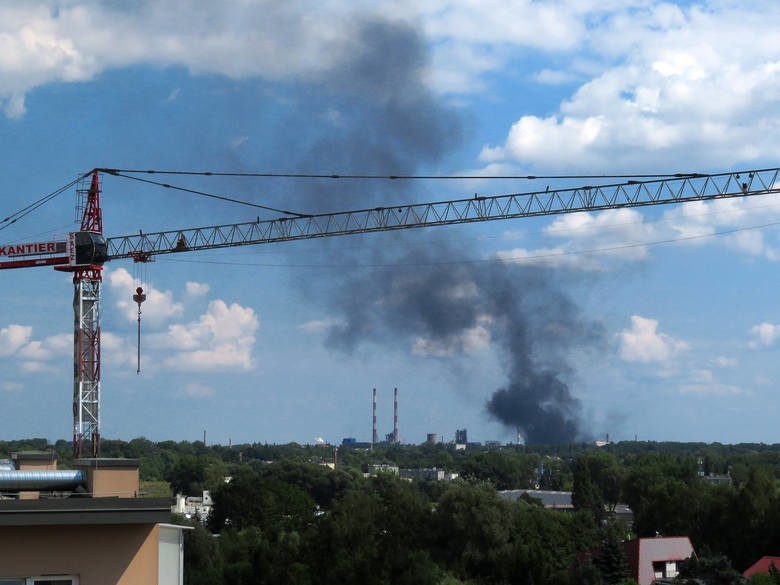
97,167 -> 705,181
103,170 -> 312,218
99,167 -> 715,224
0,172 -> 91,233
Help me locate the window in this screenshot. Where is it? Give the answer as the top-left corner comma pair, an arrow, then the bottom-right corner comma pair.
651,561 -> 679,580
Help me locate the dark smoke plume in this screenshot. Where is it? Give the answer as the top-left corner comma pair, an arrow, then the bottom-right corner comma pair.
283,18 -> 462,212
252,16 -> 603,443
322,247 -> 604,444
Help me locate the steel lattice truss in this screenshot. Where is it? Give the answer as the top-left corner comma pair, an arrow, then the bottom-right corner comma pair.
73,277 -> 101,458
106,168 -> 780,260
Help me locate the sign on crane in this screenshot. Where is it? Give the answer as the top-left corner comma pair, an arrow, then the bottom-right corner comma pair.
3,167 -> 780,458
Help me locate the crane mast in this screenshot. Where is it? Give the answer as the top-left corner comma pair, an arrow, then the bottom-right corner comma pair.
2,166 -> 780,457
52,171 -> 107,458
72,173 -> 103,459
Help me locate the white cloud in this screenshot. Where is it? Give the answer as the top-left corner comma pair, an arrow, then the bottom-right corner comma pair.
498,195 -> 780,270
182,383 -> 213,398
4,93 -> 25,118
230,136 -> 249,149
0,324 -> 32,356
100,331 -> 139,370
678,366 -> 745,395
20,361 -> 53,374
18,333 -> 69,362
533,69 -> 579,85
185,281 -> 210,297
154,299 -> 259,371
619,315 -> 689,363
2,0 -> 779,187
417,0 -> 585,50
750,322 -> 780,348
0,2 -> 411,117
494,246 -> 603,270
714,356 -> 738,368
493,207 -> 657,270
478,2 -> 780,170
545,208 -> 655,260
0,325 -> 70,373
412,317 -> 492,357
1,381 -> 23,393
108,268 -> 184,325
754,374 -> 773,386
298,317 -> 345,334
679,382 -> 745,396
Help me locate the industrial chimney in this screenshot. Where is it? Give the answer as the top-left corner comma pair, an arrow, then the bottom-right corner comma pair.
393,387 -> 399,444
372,388 -> 378,448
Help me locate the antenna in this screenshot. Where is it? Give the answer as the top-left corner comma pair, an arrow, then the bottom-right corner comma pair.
372,388 -> 378,448
393,387 -> 398,444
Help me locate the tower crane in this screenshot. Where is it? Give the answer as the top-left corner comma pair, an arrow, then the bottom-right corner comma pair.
2,167 -> 779,458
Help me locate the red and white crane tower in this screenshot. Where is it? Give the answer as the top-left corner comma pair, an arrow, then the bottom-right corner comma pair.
2,167 -> 779,458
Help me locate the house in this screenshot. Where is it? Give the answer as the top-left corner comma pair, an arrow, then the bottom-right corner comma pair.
623,536 -> 695,585
743,556 -> 780,578
173,490 -> 213,522
0,453 -> 187,585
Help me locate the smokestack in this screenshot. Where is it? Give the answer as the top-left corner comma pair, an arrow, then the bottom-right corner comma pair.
393,387 -> 398,443
372,388 -> 378,447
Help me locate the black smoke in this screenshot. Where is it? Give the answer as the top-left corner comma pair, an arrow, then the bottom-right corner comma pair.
321,246 -> 603,444
281,18 -> 463,212
247,16 -> 603,443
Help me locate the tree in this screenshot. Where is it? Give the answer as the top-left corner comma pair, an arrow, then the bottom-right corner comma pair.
315,475 -> 439,585
183,522 -> 224,585
433,481 -> 514,582
573,458 -> 604,519
676,551 -> 747,585
209,468 -> 316,534
594,524 -> 631,585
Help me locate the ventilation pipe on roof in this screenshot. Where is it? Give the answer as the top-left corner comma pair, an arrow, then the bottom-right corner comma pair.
0,470 -> 84,491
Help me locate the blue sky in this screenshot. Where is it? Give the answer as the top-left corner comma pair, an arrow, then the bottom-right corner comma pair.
2,0 -> 780,446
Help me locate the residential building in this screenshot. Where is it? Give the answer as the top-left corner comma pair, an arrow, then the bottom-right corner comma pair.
623,536 -> 695,585
0,453 -> 186,585
173,490 -> 213,523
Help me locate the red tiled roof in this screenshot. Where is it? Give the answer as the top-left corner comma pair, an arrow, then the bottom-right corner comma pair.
744,556 -> 780,577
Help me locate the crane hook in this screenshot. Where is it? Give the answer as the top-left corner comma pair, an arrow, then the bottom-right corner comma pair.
132,286 -> 146,374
